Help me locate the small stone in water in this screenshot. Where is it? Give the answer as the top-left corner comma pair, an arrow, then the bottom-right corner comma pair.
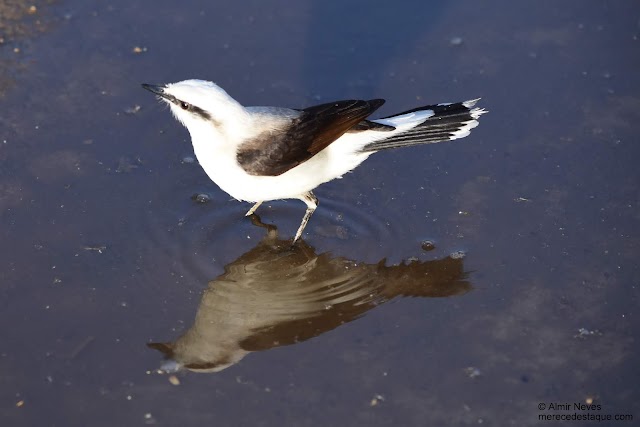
574,327 -> 601,339
125,105 -> 141,114
421,240 -> 436,251
369,394 -> 385,406
182,156 -> 195,164
450,250 -> 466,259
450,37 -> 463,46
191,193 -> 210,203
464,367 -> 481,378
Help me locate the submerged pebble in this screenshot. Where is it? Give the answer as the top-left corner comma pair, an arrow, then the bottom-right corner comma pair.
464,367 -> 481,378
369,394 -> 385,406
575,327 -> 601,339
124,105 -> 141,114
421,240 -> 436,251
450,250 -> 466,259
191,193 -> 211,204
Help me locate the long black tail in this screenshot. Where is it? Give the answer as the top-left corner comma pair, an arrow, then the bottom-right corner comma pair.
361,99 -> 486,152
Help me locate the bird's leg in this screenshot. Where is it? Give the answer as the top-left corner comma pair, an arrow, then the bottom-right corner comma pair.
293,192 -> 318,244
245,201 -> 263,216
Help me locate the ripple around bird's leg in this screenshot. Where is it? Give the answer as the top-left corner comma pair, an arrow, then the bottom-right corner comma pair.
136,189 -> 258,283
137,184 -> 429,282
305,195 -> 404,242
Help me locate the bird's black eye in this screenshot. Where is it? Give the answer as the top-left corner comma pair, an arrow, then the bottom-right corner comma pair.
180,102 -> 190,110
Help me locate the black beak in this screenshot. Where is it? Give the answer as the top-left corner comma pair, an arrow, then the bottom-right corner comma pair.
141,83 -> 167,97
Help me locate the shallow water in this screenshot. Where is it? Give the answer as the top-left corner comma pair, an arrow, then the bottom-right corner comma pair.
1,1 -> 639,425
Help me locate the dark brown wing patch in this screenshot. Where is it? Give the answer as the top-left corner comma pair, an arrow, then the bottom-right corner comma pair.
237,99 -> 385,176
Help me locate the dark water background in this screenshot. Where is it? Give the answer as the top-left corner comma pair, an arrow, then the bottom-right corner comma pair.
1,1 -> 639,425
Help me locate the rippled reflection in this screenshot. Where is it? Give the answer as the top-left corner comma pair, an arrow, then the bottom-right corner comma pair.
148,224 -> 471,373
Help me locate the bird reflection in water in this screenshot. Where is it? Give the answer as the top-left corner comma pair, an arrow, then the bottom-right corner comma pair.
148,216 -> 471,373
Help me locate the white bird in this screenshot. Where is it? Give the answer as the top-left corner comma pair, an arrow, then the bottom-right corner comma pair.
142,80 -> 486,243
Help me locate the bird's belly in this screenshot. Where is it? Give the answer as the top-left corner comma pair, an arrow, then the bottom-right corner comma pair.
194,151 -> 321,202
192,138 -> 371,203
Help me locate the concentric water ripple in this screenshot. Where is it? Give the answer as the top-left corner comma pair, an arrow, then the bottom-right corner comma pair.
311,194 -> 400,242
135,178 -> 448,284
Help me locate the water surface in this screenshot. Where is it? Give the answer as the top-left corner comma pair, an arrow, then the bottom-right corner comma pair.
1,1 -> 639,425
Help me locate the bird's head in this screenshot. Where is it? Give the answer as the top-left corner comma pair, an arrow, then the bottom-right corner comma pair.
142,79 -> 249,139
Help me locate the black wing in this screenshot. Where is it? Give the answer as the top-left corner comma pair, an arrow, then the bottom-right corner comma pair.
237,99 -> 385,176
